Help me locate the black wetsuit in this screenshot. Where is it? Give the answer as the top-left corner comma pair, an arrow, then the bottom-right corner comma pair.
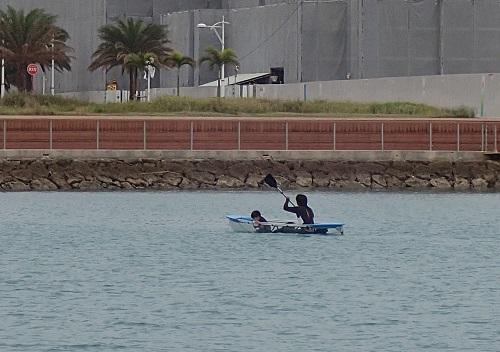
254,216 -> 272,233
283,199 -> 314,224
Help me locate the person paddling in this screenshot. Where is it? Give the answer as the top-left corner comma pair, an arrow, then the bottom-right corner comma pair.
283,194 -> 314,224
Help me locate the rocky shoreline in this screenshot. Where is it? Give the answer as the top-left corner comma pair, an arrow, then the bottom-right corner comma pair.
0,158 -> 499,191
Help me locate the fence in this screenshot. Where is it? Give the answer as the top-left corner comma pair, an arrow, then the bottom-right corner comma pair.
1,118 -> 499,153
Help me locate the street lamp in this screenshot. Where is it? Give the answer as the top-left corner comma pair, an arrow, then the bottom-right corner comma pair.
197,16 -> 229,97
145,57 -> 155,102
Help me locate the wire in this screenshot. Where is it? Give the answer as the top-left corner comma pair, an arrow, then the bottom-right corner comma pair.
238,1 -> 302,62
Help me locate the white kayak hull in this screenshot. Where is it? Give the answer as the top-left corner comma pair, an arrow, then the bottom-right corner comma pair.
226,215 -> 344,235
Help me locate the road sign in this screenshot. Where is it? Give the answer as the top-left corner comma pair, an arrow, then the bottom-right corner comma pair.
27,63 -> 38,76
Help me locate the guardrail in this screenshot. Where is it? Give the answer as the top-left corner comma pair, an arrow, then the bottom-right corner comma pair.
1,118 -> 499,152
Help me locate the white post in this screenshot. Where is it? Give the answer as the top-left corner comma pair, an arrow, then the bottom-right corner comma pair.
1,39 -> 5,99
147,66 -> 151,102
1,57 -> 4,99
221,15 -> 225,98
51,39 -> 55,96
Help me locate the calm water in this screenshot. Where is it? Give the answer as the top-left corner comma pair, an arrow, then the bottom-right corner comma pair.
0,191 -> 499,352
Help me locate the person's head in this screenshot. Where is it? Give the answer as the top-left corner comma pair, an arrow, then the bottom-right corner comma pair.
251,210 -> 262,220
296,194 -> 308,206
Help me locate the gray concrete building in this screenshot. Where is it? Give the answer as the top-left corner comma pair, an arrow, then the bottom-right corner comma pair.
2,0 -> 500,94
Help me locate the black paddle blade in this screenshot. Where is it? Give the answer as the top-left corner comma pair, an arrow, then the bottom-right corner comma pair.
263,174 -> 278,188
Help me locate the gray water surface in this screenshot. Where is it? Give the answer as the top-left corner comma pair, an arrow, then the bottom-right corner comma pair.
1,191 -> 499,352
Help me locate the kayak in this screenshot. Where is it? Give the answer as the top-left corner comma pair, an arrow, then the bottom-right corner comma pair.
226,215 -> 344,235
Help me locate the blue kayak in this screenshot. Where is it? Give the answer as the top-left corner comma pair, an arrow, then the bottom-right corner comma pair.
226,215 -> 344,235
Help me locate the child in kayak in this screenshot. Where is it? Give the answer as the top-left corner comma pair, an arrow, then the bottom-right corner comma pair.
251,210 -> 271,233
283,194 -> 314,224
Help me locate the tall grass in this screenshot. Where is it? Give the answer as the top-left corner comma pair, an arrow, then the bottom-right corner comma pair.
0,92 -> 475,117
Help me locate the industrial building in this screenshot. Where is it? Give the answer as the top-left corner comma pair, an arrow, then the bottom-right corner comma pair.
2,0 -> 500,94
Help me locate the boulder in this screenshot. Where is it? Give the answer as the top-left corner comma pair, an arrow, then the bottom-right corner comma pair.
295,171 -> 313,187
78,180 -> 103,191
179,177 -> 199,189
216,175 -> 245,188
471,178 -> 488,190
125,178 -> 147,187
227,163 -> 251,181
312,172 -> 330,187
429,177 -> 451,189
331,179 -> 367,190
11,169 -> 33,182
356,174 -> 372,187
246,174 -> 265,188
404,176 -> 429,188
162,172 -> 183,186
188,171 -> 216,185
3,181 -> 30,191
31,178 -> 58,191
372,174 -> 387,188
453,177 -> 470,190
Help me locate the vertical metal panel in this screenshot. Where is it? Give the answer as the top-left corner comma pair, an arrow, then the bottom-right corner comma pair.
193,120 -> 238,150
52,119 -> 98,149
432,121 -> 458,151
335,121 -> 382,150
288,120 -> 334,150
99,120 -> 144,150
383,121 -> 429,150
146,120 -> 191,150
239,121 -> 286,150
5,119 -> 50,149
459,122 -> 483,151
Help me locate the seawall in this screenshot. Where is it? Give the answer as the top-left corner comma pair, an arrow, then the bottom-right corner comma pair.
1,152 -> 499,191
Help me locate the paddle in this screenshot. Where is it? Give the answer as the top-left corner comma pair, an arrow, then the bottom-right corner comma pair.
263,174 -> 296,206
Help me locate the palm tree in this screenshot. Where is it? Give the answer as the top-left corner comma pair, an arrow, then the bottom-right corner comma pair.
0,6 -> 72,92
163,51 -> 195,96
89,18 -> 171,100
199,46 -> 239,98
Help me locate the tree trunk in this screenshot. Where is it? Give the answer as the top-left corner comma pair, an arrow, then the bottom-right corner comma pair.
177,68 -> 180,96
129,70 -> 134,100
15,65 -> 27,92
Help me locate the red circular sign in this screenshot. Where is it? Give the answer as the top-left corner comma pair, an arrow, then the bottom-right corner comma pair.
27,64 -> 38,76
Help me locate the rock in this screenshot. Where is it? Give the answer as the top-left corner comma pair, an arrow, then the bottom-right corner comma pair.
96,175 -> 114,184
3,181 -> 30,191
429,177 -> 451,189
428,161 -> 453,177
29,160 -> 50,178
78,180 -> 103,191
49,175 -> 71,190
246,174 -> 265,188
31,178 -> 58,191
404,176 -> 429,188
179,177 -> 199,189
162,172 -> 183,186
120,181 -> 133,190
188,171 -> 216,185
66,175 -> 84,185
471,178 -> 488,190
413,163 -> 431,180
216,175 -> 245,188
372,174 -> 387,188
356,174 -> 371,187
453,177 -> 470,190
227,163 -> 250,181
331,179 -> 367,190
125,178 -> 147,187
11,169 -> 33,182
312,171 -> 330,187
385,175 -> 403,188
295,171 -> 312,187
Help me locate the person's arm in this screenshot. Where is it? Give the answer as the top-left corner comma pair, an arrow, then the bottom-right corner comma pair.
283,198 -> 300,217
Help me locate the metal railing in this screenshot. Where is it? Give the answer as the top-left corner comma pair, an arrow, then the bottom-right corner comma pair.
0,118 -> 498,153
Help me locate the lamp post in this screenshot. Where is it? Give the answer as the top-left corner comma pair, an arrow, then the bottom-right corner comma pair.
197,15 -> 229,97
145,57 -> 155,102
1,39 -> 5,98
50,37 -> 55,96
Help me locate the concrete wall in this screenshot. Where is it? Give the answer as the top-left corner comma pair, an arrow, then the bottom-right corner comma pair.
61,72 -> 500,117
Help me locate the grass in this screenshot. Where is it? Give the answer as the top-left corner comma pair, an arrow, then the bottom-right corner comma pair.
0,92 -> 475,118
